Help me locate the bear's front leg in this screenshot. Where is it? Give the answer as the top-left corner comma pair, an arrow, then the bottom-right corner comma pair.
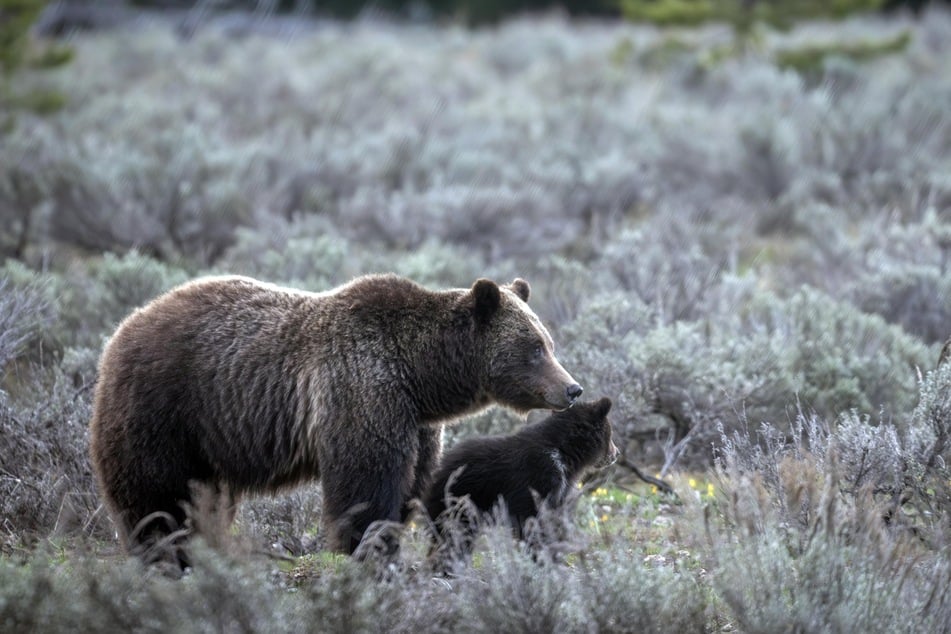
319,428 -> 419,554
401,425 -> 443,522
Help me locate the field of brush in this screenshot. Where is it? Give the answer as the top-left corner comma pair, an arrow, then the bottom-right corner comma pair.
1,6 -> 950,631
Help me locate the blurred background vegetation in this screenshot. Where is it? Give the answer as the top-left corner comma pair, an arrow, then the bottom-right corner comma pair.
84,0 -> 950,23
1,0 -> 950,630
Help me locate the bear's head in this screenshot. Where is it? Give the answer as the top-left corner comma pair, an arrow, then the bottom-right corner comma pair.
588,397 -> 620,469
549,396 -> 619,470
464,277 -> 582,412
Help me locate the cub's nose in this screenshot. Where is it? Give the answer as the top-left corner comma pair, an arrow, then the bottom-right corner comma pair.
566,383 -> 583,402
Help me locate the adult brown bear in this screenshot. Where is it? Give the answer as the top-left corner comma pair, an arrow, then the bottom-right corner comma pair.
89,274 -> 581,561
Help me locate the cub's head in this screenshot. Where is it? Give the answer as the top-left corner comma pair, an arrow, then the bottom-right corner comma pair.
587,397 -> 620,469
549,396 -> 620,470
462,277 -> 582,412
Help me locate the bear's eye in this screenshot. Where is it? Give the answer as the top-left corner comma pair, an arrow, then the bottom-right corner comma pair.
532,344 -> 544,359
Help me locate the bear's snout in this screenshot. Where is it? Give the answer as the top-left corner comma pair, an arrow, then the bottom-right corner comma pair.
597,440 -> 620,469
566,383 -> 583,404
543,381 -> 583,411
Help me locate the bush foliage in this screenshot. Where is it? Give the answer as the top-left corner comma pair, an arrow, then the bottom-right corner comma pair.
1,5 -> 949,631
0,0 -> 72,128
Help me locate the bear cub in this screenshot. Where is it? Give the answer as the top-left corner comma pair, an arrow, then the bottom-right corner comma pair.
423,397 -> 618,559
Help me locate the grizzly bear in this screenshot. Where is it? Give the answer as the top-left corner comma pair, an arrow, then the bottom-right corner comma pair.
88,274 -> 582,561
423,397 -> 618,559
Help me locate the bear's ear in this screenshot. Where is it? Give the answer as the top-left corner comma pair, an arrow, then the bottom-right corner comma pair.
594,397 -> 613,418
509,278 -> 530,302
471,278 -> 501,324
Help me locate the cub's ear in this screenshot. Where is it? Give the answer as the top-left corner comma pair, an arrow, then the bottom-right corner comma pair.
471,278 -> 501,324
509,278 -> 530,302
595,397 -> 613,418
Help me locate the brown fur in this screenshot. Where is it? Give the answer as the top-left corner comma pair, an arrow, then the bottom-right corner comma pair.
88,274 -> 581,558
422,397 -> 618,562
424,397 -> 619,526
